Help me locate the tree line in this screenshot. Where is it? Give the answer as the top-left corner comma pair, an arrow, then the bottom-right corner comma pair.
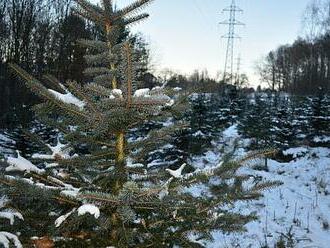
257,0 -> 330,95
0,0 -> 150,127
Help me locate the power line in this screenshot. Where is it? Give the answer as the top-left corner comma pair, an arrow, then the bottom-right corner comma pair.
219,0 -> 244,85
192,0 -> 214,31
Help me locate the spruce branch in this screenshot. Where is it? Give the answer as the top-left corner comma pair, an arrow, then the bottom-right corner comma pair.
85,83 -> 113,98
122,13 -> 150,26
27,172 -> 64,188
74,0 -> 104,23
77,39 -> 108,52
249,180 -> 283,192
84,51 -> 116,66
9,64 -> 89,120
238,149 -> 278,164
42,74 -> 66,94
114,0 -> 153,19
66,81 -> 100,115
102,0 -> 113,15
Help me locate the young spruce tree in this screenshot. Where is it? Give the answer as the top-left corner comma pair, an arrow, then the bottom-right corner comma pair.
1,0 -> 280,247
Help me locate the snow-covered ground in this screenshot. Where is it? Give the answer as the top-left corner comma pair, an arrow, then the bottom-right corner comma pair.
1,123 -> 329,247
195,125 -> 330,248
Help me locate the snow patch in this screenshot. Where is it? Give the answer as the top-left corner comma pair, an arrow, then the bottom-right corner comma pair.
0,209 -> 23,225
0,232 -> 22,248
77,204 -> 100,219
134,88 -> 150,97
60,189 -> 80,198
126,157 -> 145,169
133,88 -> 174,106
6,151 -> 45,174
110,89 -> 123,99
165,163 -> 186,178
48,89 -> 85,109
283,147 -> 308,158
32,138 -> 70,160
313,136 -> 330,143
192,131 -> 205,137
209,145 -> 330,248
222,124 -> 238,139
165,99 -> 175,107
55,208 -> 76,227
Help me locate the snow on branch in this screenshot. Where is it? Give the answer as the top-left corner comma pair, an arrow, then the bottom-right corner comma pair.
32,138 -> 71,160
134,88 -> 150,97
133,87 -> 174,107
48,87 -> 85,110
0,232 -> 22,248
55,208 -> 76,228
165,163 -> 186,178
0,197 -> 24,225
77,204 -> 100,219
0,209 -> 24,225
6,151 -> 45,174
0,197 -> 23,248
110,89 -> 123,99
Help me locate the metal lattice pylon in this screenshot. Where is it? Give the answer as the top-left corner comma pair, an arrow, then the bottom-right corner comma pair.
220,0 -> 244,85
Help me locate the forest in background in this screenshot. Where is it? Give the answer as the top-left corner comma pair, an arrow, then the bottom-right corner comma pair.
0,0 -> 152,127
257,0 -> 330,94
1,0 -> 330,129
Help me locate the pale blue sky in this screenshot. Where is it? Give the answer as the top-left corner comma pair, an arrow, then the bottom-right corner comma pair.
101,0 -> 312,85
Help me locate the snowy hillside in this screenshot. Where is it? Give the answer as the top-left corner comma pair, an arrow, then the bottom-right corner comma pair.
192,125 -> 330,248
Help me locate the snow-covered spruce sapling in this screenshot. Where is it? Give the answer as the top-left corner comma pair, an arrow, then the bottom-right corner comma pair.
3,0 -> 280,246
238,93 -> 273,149
310,94 -> 330,146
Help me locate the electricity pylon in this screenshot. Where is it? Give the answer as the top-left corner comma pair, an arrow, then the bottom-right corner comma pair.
220,0 -> 244,85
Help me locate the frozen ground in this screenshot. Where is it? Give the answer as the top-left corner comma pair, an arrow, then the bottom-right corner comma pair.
193,125 -> 330,248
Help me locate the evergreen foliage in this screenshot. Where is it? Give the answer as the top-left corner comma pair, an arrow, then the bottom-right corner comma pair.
239,93 -> 273,149
238,93 -> 321,151
1,0 -> 280,246
309,92 -> 330,147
